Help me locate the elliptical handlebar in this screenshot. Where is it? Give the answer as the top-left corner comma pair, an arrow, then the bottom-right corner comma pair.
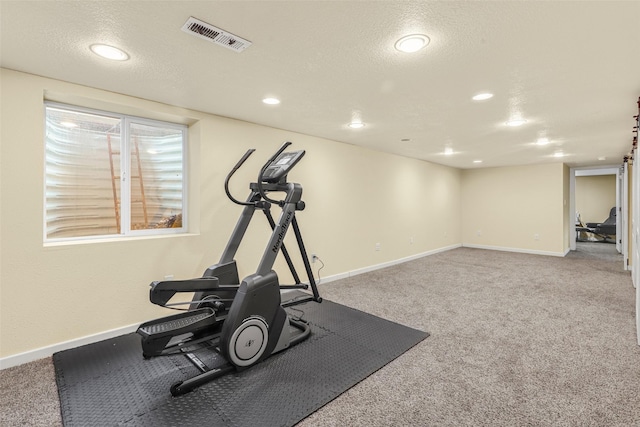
224,149 -> 256,206
224,142 -> 295,207
257,141 -> 292,206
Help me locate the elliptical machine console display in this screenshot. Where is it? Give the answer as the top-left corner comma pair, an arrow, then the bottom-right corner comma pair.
136,142 -> 321,396
261,150 -> 305,183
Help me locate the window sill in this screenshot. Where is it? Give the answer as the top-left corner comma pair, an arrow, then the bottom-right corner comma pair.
43,232 -> 199,248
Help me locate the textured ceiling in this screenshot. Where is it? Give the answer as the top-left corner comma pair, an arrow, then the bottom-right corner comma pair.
1,1 -> 639,169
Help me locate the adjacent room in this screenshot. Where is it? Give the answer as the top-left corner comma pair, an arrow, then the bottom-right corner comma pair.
1,1 -> 639,426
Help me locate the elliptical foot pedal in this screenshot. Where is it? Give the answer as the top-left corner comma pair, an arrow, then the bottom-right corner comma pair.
137,308 -> 219,357
170,363 -> 235,396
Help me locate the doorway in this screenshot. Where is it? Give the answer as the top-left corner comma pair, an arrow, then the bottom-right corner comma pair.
569,167 -> 625,266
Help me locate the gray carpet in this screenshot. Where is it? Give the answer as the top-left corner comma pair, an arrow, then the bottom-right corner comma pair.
570,241 -> 623,263
1,247 -> 639,426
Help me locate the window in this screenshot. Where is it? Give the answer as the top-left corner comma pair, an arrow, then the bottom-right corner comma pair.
44,103 -> 186,241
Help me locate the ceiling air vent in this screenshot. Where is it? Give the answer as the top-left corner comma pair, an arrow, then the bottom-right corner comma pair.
181,17 -> 251,53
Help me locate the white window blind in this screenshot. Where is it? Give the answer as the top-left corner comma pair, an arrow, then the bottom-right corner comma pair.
44,103 -> 186,241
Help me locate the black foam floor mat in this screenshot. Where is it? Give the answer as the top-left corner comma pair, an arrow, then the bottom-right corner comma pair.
54,297 -> 429,426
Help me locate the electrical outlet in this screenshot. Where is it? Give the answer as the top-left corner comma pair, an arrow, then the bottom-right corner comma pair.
477,230 -> 482,236
410,237 -> 414,244
311,253 -> 318,263
534,233 -> 540,241
375,243 -> 381,251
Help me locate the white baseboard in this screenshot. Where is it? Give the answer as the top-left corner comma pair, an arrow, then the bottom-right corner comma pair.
0,323 -> 139,370
317,243 -> 462,285
0,243 -> 462,370
462,243 -> 567,257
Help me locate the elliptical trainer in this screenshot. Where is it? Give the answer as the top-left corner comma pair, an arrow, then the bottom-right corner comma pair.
136,142 -> 322,396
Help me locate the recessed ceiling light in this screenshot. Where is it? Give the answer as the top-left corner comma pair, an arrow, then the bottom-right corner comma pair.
444,147 -> 453,155
472,93 -> 493,101
598,156 -> 606,161
348,122 -> 365,129
262,97 -> 280,105
394,34 -> 430,53
536,138 -> 550,145
473,160 -> 483,163
553,152 -> 565,158
90,44 -> 129,61
505,119 -> 527,127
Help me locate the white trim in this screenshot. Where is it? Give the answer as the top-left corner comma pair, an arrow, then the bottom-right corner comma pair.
616,169 -> 622,254
314,271 -> 350,284
0,323 -> 139,370
462,243 -> 567,257
575,167 -> 620,176
316,242 -> 566,290
319,244 -> 463,285
570,165 -> 624,264
349,244 -> 463,277
3,242 -> 576,370
570,168 -> 576,251
1,245 -> 462,369
574,167 -> 620,177
623,163 -> 630,270
633,145 -> 640,345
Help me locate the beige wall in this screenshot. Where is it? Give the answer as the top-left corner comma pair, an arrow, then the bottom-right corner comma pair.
0,68 -> 573,360
575,175 -> 616,224
0,69 -> 462,357
461,163 -> 567,255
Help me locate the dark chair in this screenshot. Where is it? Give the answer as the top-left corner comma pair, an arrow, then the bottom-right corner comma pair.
586,207 -> 616,240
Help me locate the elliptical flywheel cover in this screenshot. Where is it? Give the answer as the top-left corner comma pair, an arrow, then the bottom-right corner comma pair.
228,316 -> 269,367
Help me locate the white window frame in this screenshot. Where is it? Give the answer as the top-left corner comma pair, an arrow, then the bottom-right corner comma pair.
44,102 -> 188,243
